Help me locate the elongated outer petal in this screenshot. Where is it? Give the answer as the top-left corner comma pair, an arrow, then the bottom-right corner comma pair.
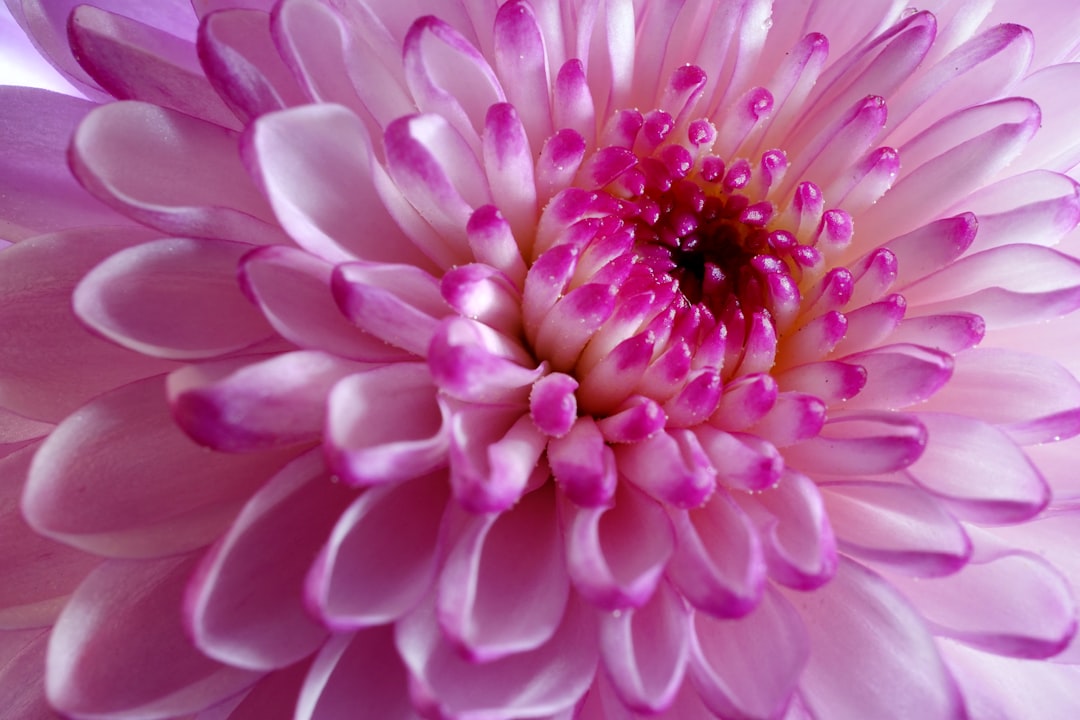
68,5 -> 238,128
396,592 -> 598,720
438,485 -> 568,662
667,490 -> 766,619
74,238 -> 274,360
196,660 -> 310,720
0,227 -> 173,422
168,352 -> 364,452
920,348 -> 1080,444
47,555 -> 260,720
561,482 -> 674,611
600,580 -> 689,714
891,552 -> 1077,658
185,451 -> 353,671
70,101 -> 284,244
904,412 -> 1049,524
821,481 -> 970,577
22,376 -> 296,558
0,445 -> 100,630
306,470 -> 448,630
0,628 -> 54,719
296,628 -> 419,720
325,363 -> 448,486
786,559 -> 965,720
245,103 -> 435,267
782,411 -> 927,476
0,87 -> 129,240
691,587 -> 809,720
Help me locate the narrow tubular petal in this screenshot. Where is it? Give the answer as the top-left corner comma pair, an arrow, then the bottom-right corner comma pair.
74,238 -> 274,360
22,376 -> 294,558
891,552 -> 1077,659
246,104 -> 436,267
691,587 -> 809,720
820,481 -> 971,577
325,363 -> 448,486
296,628 -> 418,720
68,5 -> 238,128
395,593 -> 598,720
667,491 -> 766,618
438,485 -> 568,662
600,581 -> 690,714
306,471 -> 448,630
787,559 -> 965,720
903,413 -> 1050,525
185,451 -> 351,671
562,483 -> 675,610
47,556 -> 260,720
782,411 -> 927,476
70,101 -> 283,243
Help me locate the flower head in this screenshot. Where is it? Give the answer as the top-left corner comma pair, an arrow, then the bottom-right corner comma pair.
4,0 -> 1080,718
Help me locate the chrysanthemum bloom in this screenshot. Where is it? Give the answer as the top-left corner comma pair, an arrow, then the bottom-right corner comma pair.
4,0 -> 1080,717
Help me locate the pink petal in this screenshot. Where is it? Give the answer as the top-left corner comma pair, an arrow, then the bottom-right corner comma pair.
667,490 -> 766,619
438,485 -> 568,662
245,104 -> 436,267
820,481 -> 971,577
197,8 -> 308,122
892,552 -> 1076,658
941,640 -> 1080,720
395,592 -> 597,719
615,429 -> 716,509
447,405 -> 546,513
47,555 -> 260,719
325,363 -> 448,486
562,482 -> 675,610
168,351 -> 364,452
0,227 -> 173,422
306,471 -> 448,629
482,104 -> 539,243
920,348 -> 1080,444
23,376 -> 295,558
0,628 -> 56,719
70,101 -> 284,243
691,587 -> 809,720
600,580 -> 689,714
74,237 -> 274,360
200,660 -> 310,720
0,445 -> 100,629
0,88 -> 128,240
185,451 -> 353,670
239,246 -> 412,362
904,412 -> 1050,523
296,628 -> 418,720
840,343 -> 954,410
786,559 -> 965,720
549,416 -> 617,507
1010,63 -> 1080,173
903,244 -> 1080,328
736,471 -> 837,590
782,411 -> 927,476
962,171 -> 1080,253
68,5 -> 238,128
493,0 -> 553,144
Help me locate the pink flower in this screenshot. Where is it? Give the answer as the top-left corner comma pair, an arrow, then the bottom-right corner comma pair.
4,0 -> 1080,717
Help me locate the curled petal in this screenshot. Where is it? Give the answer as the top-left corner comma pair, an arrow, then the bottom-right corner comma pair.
549,417 -> 617,507
448,406 -> 546,513
326,364 -> 448,486
438,485 -> 568,662
667,491 -> 766,619
429,317 -> 541,404
615,429 -> 716,509
306,471 -> 448,630
691,587 -> 809,720
562,483 -> 674,610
